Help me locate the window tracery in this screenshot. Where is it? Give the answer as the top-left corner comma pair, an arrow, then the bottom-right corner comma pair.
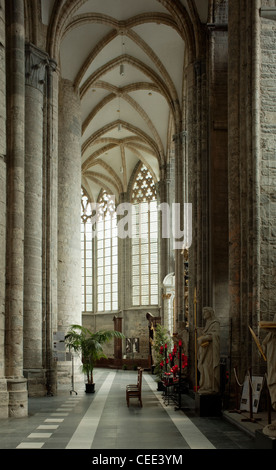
131,164 -> 159,306
131,164 -> 157,204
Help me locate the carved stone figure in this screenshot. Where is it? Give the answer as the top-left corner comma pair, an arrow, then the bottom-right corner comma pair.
261,315 -> 276,438
197,307 -> 220,394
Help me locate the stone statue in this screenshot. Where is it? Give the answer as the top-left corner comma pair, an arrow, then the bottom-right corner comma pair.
261,315 -> 276,438
197,307 -> 220,394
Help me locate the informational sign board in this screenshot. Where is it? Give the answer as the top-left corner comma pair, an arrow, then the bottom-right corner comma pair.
53,331 -> 71,361
240,375 -> 263,413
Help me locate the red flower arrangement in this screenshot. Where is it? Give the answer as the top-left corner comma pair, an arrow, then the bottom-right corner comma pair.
182,354 -> 188,369
171,364 -> 179,376
157,337 -> 189,388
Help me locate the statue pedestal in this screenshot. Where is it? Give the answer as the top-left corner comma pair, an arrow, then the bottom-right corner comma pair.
195,392 -> 222,417
255,429 -> 276,449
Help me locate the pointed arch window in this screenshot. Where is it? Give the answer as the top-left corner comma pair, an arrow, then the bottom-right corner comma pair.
131,164 -> 159,306
81,188 -> 94,312
96,191 -> 118,312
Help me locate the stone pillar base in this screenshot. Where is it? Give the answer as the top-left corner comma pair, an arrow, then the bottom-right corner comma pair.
195,392 -> 222,417
46,368 -> 58,396
7,377 -> 28,417
0,379 -> 9,418
23,369 -> 47,397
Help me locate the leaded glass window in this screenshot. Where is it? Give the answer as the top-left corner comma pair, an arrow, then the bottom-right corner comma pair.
96,191 -> 118,312
131,165 -> 159,306
81,188 -> 93,312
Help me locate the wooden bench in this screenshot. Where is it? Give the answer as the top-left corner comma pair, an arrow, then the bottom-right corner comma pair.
126,368 -> 143,407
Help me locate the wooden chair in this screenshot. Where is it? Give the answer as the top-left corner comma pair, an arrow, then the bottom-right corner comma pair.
126,368 -> 143,407
126,367 -> 141,389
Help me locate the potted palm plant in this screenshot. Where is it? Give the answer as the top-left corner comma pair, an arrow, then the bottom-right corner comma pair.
65,324 -> 124,393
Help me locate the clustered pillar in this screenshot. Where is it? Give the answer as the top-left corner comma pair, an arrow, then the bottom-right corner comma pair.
173,131 -> 185,328
23,43 -> 48,396
58,79 -> 82,332
0,0 -> 8,418
57,79 -> 83,382
5,0 -> 28,417
2,0 -> 85,413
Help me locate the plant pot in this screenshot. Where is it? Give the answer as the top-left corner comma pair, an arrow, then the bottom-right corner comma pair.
85,383 -> 95,393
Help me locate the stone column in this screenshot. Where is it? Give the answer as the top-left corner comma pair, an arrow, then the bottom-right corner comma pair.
186,57 -> 209,330
43,57 -> 58,396
173,130 -> 187,327
157,172 -> 170,287
0,0 -> 8,418
185,56 -> 209,388
116,191 -> 127,359
206,8 -> 229,353
194,59 -> 209,311
117,191 -> 128,312
157,166 -> 174,327
5,0 -> 28,417
228,0 -> 264,391
57,79 -> 82,383
23,43 -> 49,396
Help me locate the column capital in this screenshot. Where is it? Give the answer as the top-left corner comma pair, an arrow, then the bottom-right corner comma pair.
173,131 -> 187,144
25,43 -> 57,92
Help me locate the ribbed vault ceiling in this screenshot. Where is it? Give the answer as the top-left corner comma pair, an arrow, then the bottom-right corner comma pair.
41,0 -> 209,202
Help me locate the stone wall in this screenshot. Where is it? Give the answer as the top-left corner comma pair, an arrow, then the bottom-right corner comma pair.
259,9 -> 276,324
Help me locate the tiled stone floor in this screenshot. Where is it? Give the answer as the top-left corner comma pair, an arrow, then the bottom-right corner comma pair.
0,369 -> 264,455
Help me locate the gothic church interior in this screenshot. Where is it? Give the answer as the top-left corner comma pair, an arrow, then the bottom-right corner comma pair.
1,0 -> 276,447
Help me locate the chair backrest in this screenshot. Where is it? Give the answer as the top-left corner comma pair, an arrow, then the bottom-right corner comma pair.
138,368 -> 143,390
136,367 -> 141,383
